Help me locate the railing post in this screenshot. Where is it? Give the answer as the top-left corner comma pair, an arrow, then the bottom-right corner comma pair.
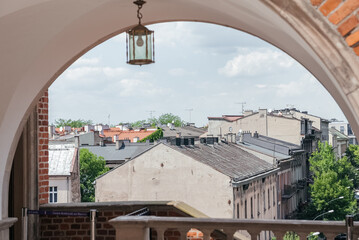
346,215 -> 354,240
21,207 -> 27,240
90,209 -> 97,240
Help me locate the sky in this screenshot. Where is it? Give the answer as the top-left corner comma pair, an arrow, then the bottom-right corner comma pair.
49,22 -> 346,127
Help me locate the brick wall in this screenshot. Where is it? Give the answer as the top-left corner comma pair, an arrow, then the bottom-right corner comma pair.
310,0 -> 359,56
39,203 -> 190,240
38,90 -> 49,205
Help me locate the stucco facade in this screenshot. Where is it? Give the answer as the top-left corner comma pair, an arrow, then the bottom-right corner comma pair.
96,142 -> 278,220
95,143 -> 234,218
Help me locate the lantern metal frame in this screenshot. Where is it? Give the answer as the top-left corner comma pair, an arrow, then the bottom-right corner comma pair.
126,0 -> 155,65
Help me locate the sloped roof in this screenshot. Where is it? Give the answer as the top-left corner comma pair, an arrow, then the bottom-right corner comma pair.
329,127 -> 349,140
49,143 -> 76,176
167,142 -> 275,181
162,126 -> 206,138
208,115 -> 242,122
103,128 -> 155,142
81,142 -> 154,161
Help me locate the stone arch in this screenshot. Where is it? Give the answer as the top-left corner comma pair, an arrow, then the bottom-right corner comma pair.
0,0 -> 359,231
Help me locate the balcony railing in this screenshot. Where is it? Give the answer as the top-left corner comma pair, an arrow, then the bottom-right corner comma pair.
282,184 -> 297,199
109,216 -> 358,240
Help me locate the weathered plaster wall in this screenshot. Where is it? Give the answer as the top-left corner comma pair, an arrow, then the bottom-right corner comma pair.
95,144 -> 234,218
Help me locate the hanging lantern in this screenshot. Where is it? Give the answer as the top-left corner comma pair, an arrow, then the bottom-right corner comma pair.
126,0 -> 155,65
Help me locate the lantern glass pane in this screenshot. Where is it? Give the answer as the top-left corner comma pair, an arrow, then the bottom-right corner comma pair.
127,27 -> 154,64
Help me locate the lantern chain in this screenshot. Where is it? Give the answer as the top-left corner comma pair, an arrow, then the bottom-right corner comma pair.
135,1 -> 145,25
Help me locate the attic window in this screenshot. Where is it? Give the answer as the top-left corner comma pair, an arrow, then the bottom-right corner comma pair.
243,184 -> 249,191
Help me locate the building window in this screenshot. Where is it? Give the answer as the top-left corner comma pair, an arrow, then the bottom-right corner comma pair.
250,197 -> 253,219
273,186 -> 275,206
257,193 -> 260,217
268,189 -> 270,209
245,200 -> 247,219
237,203 -> 239,218
340,126 -> 345,134
49,186 -> 58,203
263,191 -> 266,212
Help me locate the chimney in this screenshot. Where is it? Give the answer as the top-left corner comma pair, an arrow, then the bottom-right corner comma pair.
116,140 -> 124,150
74,136 -> 80,148
200,137 -> 206,144
48,125 -> 55,139
176,138 -> 181,146
244,110 -> 254,116
176,132 -> 181,138
207,137 -> 214,145
254,131 -> 259,138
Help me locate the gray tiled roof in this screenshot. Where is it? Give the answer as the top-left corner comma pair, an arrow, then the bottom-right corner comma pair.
166,143 -> 275,181
162,126 -> 206,138
49,143 -> 76,176
81,142 -> 154,161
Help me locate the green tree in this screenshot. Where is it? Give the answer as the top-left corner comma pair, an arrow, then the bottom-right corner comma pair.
308,142 -> 357,220
55,118 -> 93,128
158,113 -> 183,127
147,117 -> 159,127
131,120 -> 146,128
79,149 -> 109,202
346,144 -> 359,168
139,128 -> 163,142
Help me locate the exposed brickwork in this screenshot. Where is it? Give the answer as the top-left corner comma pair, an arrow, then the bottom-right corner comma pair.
311,0 -> 324,6
319,0 -> 342,16
38,204 -> 225,240
38,90 -> 49,205
311,0 -> 359,56
338,14 -> 359,36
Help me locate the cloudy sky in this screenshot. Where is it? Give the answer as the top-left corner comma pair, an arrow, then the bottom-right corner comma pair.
49,22 -> 346,127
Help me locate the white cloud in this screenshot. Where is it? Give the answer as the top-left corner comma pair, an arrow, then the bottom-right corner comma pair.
102,67 -> 129,77
117,79 -> 168,97
218,48 -> 295,77
256,84 -> 267,89
274,75 -> 318,97
168,68 -> 195,77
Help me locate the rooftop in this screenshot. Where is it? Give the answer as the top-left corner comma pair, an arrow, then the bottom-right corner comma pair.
81,141 -> 154,162
167,142 -> 276,182
49,143 -> 77,176
103,128 -> 156,142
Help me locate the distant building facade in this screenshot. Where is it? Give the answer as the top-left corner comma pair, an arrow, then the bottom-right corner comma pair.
237,132 -> 307,219
95,138 -> 279,221
48,142 -> 80,203
329,127 -> 349,158
329,121 -> 357,145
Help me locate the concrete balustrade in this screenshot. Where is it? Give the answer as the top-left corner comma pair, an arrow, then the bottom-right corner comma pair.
109,216 -> 359,240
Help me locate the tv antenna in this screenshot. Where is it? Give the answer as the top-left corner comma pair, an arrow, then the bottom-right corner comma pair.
185,108 -> 193,123
235,102 -> 246,114
147,110 -> 155,119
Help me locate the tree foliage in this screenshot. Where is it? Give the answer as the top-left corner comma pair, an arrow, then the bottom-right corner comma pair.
55,118 -> 93,128
126,113 -> 184,128
346,144 -> 359,168
158,113 -> 183,127
308,142 -> 357,220
139,128 -> 163,142
79,149 -> 109,202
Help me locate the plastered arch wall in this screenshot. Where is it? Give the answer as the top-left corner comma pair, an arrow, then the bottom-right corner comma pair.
0,0 -> 359,222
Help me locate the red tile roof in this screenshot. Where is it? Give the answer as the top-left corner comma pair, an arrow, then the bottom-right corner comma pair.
103,128 -> 156,142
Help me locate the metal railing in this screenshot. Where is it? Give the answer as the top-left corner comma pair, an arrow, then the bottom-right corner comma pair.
109,216 -> 358,240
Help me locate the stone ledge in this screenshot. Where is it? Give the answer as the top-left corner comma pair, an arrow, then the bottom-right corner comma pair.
0,218 -> 17,231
